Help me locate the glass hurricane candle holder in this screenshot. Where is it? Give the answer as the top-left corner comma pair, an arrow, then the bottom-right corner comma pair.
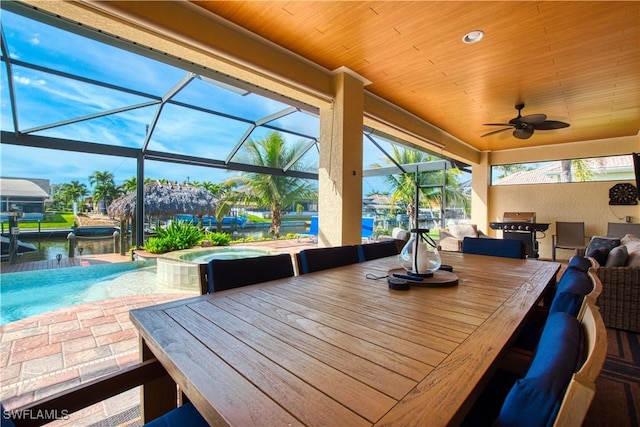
399,228 -> 441,277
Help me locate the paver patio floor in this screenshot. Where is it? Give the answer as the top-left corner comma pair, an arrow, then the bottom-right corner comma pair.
0,238 -> 318,425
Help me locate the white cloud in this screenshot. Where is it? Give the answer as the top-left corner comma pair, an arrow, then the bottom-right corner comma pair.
29,34 -> 41,45
13,75 -> 46,86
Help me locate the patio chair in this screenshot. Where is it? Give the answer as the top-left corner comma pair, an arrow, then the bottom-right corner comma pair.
361,217 -> 375,241
552,222 -> 587,262
494,302 -> 606,427
205,253 -> 295,294
3,359 -> 208,427
295,245 -> 359,274
357,240 -> 400,262
297,216 -> 318,242
461,237 -> 526,259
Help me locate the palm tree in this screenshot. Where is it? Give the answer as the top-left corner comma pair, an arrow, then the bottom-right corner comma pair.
371,146 -> 469,227
89,170 -> 117,214
560,159 -> 593,182
121,177 -> 137,194
228,131 -> 316,238
64,180 -> 88,211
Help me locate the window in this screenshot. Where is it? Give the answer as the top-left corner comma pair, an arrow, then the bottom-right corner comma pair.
491,155 -> 635,185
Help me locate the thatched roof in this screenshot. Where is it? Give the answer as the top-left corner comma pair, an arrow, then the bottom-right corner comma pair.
108,183 -> 218,219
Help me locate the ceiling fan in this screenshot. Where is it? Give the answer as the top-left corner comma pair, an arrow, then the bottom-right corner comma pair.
481,103 -> 570,139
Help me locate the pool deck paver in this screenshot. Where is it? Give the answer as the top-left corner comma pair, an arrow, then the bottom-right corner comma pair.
0,238 -> 319,425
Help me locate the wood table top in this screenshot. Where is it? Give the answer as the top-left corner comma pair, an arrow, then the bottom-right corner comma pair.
130,252 -> 560,426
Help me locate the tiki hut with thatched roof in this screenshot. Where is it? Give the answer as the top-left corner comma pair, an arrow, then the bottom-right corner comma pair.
108,183 -> 218,253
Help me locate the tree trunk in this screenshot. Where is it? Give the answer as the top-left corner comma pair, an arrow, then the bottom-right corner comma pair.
561,160 -> 572,182
270,203 -> 281,239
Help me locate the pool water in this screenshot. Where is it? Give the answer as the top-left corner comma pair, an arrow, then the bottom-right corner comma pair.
0,260 -> 162,325
176,246 -> 274,263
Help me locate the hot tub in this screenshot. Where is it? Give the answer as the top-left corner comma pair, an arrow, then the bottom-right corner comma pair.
156,246 -> 274,291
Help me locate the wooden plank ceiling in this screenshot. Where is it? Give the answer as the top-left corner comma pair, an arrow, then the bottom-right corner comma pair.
193,1 -> 639,152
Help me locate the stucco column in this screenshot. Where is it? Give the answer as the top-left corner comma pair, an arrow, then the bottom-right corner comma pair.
471,151 -> 491,236
317,70 -> 365,247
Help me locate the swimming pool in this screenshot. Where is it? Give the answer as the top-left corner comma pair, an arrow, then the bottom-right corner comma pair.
0,260 -> 161,325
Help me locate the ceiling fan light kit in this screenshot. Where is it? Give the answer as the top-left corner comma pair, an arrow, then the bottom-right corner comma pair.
482,103 -> 570,139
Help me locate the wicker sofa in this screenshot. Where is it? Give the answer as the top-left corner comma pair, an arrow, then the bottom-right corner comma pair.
588,223 -> 640,333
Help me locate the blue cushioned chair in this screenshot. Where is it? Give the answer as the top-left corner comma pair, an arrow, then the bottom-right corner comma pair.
296,245 -> 359,274
495,312 -> 581,427
566,255 -> 593,272
461,237 -> 526,259
206,253 -> 295,294
357,240 -> 400,262
144,402 -> 208,427
548,267 -> 594,317
0,359 -> 206,427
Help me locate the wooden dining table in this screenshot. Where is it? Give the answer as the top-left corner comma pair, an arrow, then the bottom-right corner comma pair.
130,251 -> 560,427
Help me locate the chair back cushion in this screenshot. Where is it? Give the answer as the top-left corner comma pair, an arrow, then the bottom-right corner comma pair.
549,267 -> 594,316
297,245 -> 359,274
461,237 -> 525,259
495,312 -> 581,427
207,253 -> 294,293
357,240 -> 400,262
567,255 -> 592,272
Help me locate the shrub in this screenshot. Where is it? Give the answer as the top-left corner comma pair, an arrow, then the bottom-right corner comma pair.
203,231 -> 232,246
144,220 -> 204,254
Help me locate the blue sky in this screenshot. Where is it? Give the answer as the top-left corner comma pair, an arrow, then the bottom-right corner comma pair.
0,8 -> 422,195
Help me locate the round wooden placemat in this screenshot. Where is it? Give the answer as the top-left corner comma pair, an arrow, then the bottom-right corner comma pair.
388,268 -> 459,287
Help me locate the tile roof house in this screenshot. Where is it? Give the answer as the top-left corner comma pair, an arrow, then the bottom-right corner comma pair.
0,177 -> 50,215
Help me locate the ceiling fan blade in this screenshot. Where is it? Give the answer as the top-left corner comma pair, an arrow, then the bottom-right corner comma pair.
481,127 -> 513,137
534,120 -> 570,130
483,123 -> 513,127
519,114 -> 547,125
513,127 -> 534,139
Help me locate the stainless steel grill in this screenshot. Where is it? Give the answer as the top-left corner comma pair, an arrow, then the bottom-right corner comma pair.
490,212 -> 549,258
502,212 -> 536,223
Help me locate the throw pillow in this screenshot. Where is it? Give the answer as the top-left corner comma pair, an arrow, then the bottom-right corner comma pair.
587,248 -> 609,266
605,244 -> 629,267
586,236 -> 620,266
586,236 -> 620,253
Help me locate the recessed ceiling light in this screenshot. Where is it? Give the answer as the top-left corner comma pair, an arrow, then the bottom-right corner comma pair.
462,30 -> 484,44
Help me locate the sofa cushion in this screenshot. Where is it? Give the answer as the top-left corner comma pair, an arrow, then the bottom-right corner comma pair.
495,312 -> 580,426
621,234 -> 640,267
605,244 -> 628,267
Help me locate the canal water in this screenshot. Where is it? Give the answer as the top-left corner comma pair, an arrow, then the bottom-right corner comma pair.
10,223 -> 308,263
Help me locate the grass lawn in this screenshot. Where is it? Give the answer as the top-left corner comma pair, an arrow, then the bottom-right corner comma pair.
13,213 -> 75,229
